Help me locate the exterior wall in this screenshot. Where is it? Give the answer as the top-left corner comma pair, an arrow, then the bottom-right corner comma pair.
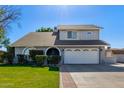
104,51 -> 124,63
14,47 -> 25,64
14,47 -> 47,63
59,48 -> 64,64
104,56 -> 117,63
104,51 -> 117,63
15,47 -> 25,56
114,54 -> 124,62
100,47 -> 106,64
14,46 -> 107,64
59,31 -> 99,40
15,47 -> 46,56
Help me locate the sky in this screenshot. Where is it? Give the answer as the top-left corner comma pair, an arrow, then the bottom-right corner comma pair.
8,5 -> 124,48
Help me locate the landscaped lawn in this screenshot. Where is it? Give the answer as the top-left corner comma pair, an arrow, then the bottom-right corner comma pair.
0,64 -> 59,88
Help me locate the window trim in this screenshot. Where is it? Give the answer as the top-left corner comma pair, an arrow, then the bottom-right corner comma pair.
67,31 -> 77,39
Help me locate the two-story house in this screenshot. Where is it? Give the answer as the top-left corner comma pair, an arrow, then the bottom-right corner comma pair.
11,25 -> 109,64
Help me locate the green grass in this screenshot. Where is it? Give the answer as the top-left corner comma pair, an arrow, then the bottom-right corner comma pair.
0,64 -> 59,88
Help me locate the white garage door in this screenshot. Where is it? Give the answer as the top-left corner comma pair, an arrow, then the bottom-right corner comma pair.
64,48 -> 99,64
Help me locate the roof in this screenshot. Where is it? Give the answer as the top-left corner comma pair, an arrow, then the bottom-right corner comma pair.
57,25 -> 102,31
107,49 -> 124,54
11,32 -> 109,47
54,40 -> 108,46
11,32 -> 56,47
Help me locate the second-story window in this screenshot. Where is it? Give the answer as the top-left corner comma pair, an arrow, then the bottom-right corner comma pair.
73,32 -> 77,39
88,32 -> 91,34
67,31 -> 77,39
67,31 -> 72,38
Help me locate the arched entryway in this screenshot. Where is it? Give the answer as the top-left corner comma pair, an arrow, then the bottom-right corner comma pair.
45,47 -> 61,64
45,47 -> 61,56
22,48 -> 35,61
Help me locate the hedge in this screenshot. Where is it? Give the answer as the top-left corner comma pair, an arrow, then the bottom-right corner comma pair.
35,55 -> 47,66
47,55 -> 61,65
29,50 -> 44,61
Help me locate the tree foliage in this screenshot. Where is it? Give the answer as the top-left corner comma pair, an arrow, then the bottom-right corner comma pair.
0,6 -> 20,47
36,27 -> 53,32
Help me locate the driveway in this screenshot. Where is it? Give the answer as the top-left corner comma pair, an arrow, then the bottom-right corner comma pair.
60,63 -> 124,88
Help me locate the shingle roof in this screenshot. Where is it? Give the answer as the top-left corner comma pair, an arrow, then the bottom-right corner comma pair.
11,32 -> 56,47
57,25 -> 102,31
111,49 -> 124,54
11,32 -> 109,47
54,40 -> 109,46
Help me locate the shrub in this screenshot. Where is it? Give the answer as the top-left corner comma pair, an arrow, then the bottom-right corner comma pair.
7,53 -> 14,64
17,54 -> 25,64
49,66 -> 59,71
47,55 -> 61,66
35,55 -> 47,66
6,47 -> 15,64
1,52 -> 14,64
0,51 -> 6,63
0,47 -> 15,64
29,50 -> 44,61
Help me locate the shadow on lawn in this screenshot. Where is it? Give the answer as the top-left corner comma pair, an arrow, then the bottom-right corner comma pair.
0,64 -> 31,67
49,66 -> 59,71
0,63 -> 59,71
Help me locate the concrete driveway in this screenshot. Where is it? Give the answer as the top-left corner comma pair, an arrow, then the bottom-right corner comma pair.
60,63 -> 124,88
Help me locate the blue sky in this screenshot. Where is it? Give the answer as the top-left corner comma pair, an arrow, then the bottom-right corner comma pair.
9,5 -> 124,48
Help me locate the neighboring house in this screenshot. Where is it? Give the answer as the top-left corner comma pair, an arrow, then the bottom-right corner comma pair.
105,49 -> 124,63
11,25 -> 109,64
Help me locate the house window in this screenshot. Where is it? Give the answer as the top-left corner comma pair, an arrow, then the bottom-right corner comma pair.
83,49 -> 89,51
67,31 -> 72,38
67,31 -> 77,39
74,49 -> 81,51
73,32 -> 77,39
88,32 -> 92,34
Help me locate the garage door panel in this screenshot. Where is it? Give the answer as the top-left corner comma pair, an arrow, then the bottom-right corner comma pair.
64,48 -> 99,64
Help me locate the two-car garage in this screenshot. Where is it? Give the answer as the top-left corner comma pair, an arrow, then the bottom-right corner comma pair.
64,48 -> 99,64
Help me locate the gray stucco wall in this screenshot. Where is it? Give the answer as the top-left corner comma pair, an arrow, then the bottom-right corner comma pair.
100,47 -> 106,64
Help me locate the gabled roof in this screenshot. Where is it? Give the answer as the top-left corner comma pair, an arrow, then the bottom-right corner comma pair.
57,25 -> 102,31
11,32 -> 109,47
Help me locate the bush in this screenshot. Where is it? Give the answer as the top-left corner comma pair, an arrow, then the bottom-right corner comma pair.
29,50 -> 44,61
17,54 -> 25,64
47,55 -> 61,66
35,55 -> 47,66
1,52 -> 14,64
5,47 -> 15,64
0,51 -> 6,63
49,66 -> 59,71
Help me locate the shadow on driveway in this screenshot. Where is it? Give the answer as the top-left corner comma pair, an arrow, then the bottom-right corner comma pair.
61,63 -> 124,72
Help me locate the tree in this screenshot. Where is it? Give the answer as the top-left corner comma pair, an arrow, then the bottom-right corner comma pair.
36,27 -> 53,32
0,6 -> 20,48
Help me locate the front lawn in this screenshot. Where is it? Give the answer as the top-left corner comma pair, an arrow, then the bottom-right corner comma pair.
0,64 -> 59,88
